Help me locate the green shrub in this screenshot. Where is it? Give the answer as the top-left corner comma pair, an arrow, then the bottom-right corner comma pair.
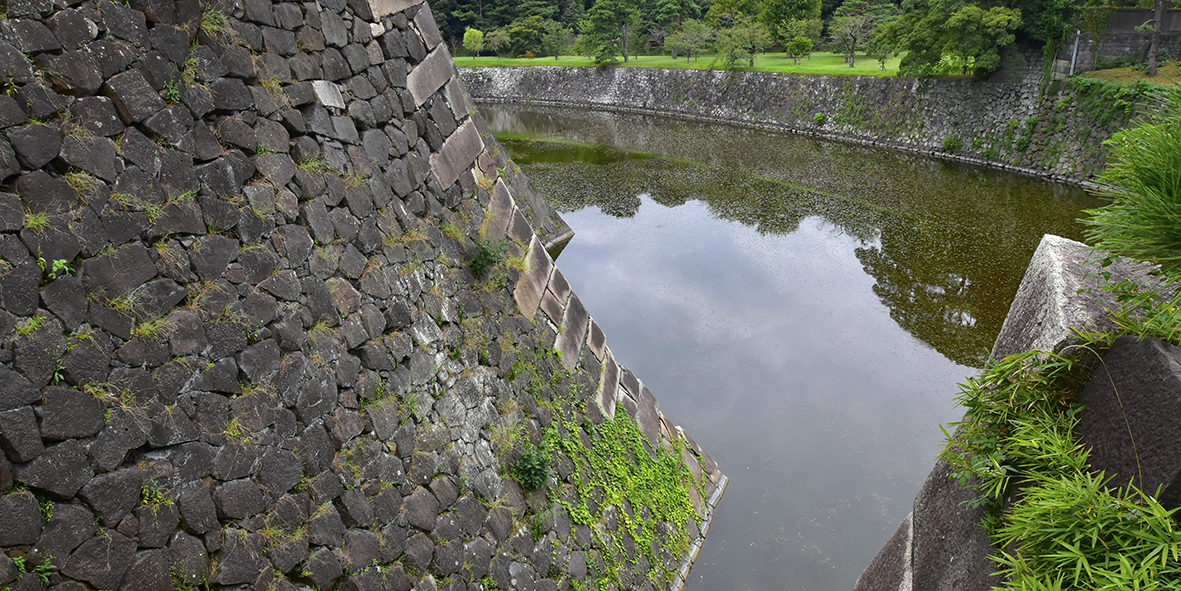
971,137 -> 983,149
469,238 -> 506,279
1083,88 -> 1181,271
942,134 -> 962,151
813,112 -> 825,126
514,443 -> 551,491
1016,136 -> 1031,151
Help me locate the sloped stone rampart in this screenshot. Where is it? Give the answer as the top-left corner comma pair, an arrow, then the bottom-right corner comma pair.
0,1 -> 723,591
459,62 -> 1131,186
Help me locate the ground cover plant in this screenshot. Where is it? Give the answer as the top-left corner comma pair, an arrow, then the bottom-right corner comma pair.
942,86 -> 1181,590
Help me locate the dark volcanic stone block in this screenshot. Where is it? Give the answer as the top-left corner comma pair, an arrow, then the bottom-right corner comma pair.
303,547 -> 342,590
70,97 -> 122,137
211,77 -> 254,111
40,51 -> 103,96
911,458 -> 999,591
9,19 -> 61,54
35,502 -> 96,560
62,529 -> 136,589
136,502 -> 179,548
81,242 -> 157,299
98,0 -> 148,46
40,386 -> 105,440
0,491 -> 41,545
0,42 -> 34,85
7,123 -> 61,168
307,501 -> 346,547
78,466 -> 144,525
177,483 -> 217,534
403,486 -> 438,531
121,549 -> 172,591
0,406 -> 42,462
1079,337 -> 1181,507
88,407 -> 148,471
16,440 -> 94,499
16,170 -> 74,214
61,136 -> 120,182
104,69 -> 166,123
215,479 -> 266,519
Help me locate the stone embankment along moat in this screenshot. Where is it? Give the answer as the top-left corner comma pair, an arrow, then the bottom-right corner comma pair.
459,62 -> 1138,187
0,0 -> 725,590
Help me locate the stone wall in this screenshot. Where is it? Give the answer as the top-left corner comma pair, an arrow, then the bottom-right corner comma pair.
1059,9 -> 1181,73
0,1 -> 724,591
458,58 -> 1143,186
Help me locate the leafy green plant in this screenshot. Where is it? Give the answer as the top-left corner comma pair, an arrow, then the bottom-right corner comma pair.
813,112 -> 826,126
942,134 -> 962,151
48,359 -> 65,386
470,238 -> 506,279
1082,88 -> 1181,272
12,556 -> 54,587
163,80 -> 180,103
513,442 -> 551,491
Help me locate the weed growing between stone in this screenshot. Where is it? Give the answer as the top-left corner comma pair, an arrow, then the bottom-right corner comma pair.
505,347 -> 704,589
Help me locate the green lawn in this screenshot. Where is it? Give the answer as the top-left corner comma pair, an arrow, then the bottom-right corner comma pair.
454,51 -> 902,77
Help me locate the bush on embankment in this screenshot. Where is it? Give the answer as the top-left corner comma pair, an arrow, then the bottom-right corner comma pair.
942,86 -> 1181,591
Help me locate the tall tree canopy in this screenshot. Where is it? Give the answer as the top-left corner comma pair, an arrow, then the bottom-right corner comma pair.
583,0 -> 644,62
883,0 -> 1022,78
829,0 -> 898,67
760,0 -> 821,42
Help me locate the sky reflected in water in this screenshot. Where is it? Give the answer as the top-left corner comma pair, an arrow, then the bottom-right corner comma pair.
480,104 -> 1103,591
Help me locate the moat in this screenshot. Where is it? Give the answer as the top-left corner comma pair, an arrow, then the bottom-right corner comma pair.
481,103 -> 1104,591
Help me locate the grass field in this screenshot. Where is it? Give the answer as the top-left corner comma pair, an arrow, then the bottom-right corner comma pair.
453,51 -> 902,77
1079,59 -> 1181,87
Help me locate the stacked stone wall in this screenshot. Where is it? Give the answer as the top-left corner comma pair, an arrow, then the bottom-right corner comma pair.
0,1 -> 724,591
459,56 -> 1145,186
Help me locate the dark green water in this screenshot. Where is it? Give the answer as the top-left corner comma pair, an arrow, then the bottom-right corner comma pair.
480,104 -> 1104,591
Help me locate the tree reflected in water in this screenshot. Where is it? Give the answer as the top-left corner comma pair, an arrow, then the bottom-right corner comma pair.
502,128 -> 1099,369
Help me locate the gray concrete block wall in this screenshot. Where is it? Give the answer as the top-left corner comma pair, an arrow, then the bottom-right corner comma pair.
0,1 -> 723,591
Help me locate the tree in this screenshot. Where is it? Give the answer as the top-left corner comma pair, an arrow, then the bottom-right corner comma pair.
786,35 -> 813,63
504,15 -> 550,55
664,18 -> 711,59
884,0 -> 1022,79
540,19 -> 574,58
654,0 -> 703,29
829,0 -> 899,68
484,28 -> 511,55
715,16 -> 772,68
866,25 -> 894,70
777,17 -> 822,46
1147,0 -> 1169,76
463,27 -> 486,55
707,0 -> 763,26
759,0 -> 820,43
583,0 -> 643,63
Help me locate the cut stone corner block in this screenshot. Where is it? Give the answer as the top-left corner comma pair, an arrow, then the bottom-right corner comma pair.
991,233 -> 1158,360
360,0 -> 424,20
512,234 -> 553,322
